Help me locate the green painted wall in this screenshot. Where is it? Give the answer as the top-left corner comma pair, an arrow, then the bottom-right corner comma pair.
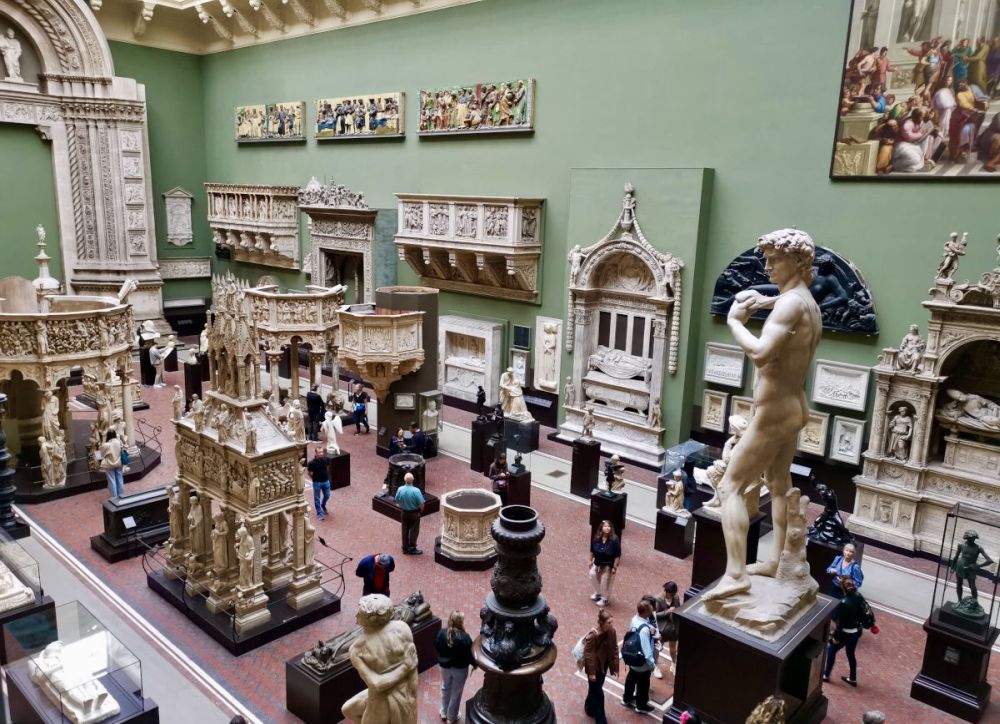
110,42 -> 213,301
0,125 -> 60,282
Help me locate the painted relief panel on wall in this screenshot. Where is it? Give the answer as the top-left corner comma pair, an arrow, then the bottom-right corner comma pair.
235,102 -> 306,142
315,92 -> 404,139
417,79 -> 535,135
831,0 -> 1000,178
798,410 -> 830,456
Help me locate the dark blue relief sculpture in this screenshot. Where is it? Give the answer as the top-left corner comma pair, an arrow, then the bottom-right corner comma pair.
711,245 -> 878,335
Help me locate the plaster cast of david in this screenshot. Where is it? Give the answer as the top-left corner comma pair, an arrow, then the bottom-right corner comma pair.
698,228 -> 821,643
558,183 -> 683,468
830,416 -> 865,466
852,233 -> 1000,554
438,316 -> 502,407
533,316 -> 562,393
163,187 -> 195,246
703,343 -> 746,388
701,389 -> 728,432
810,360 -> 870,412
796,410 -> 830,457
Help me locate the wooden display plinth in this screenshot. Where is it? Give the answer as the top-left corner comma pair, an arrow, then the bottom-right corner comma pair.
470,419 -> 498,474
806,538 -> 864,596
686,508 -> 764,600
90,488 -> 170,563
164,349 -> 178,373
524,389 -> 558,428
198,352 -> 210,382
570,439 -> 601,498
0,594 -> 56,665
371,493 -> 440,521
434,536 -> 498,571
139,344 -> 155,387
285,616 -> 442,724
183,362 -> 203,409
504,418 -> 541,453
507,469 -> 532,507
589,490 -> 627,540
6,661 -> 159,724
910,613 -> 998,722
654,509 -> 694,559
326,452 -> 351,490
664,590 -> 837,724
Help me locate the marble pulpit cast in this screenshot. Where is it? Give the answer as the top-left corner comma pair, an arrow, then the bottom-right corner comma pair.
559,184 -> 683,467
699,228 -> 823,640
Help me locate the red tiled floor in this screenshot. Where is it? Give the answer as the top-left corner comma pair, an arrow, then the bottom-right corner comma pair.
18,361 -> 1000,723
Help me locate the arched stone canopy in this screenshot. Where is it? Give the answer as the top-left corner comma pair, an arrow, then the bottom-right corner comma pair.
0,0 -> 165,329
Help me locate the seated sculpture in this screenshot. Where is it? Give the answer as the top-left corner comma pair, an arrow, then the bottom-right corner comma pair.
28,642 -> 121,724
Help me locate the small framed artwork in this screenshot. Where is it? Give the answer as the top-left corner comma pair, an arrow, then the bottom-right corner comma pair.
315,92 -> 404,139
830,416 -> 865,466
512,324 -> 531,350
811,360 -> 870,412
730,396 -> 754,428
703,342 -> 746,388
235,104 -> 266,142
797,410 -> 830,457
394,393 -> 416,411
701,389 -> 728,432
510,349 -> 531,388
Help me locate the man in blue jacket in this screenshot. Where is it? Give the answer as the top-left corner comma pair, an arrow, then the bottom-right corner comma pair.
355,553 -> 395,597
622,599 -> 656,713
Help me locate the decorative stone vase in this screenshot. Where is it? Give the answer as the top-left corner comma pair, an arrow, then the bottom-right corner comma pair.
466,505 -> 557,724
439,490 -> 501,564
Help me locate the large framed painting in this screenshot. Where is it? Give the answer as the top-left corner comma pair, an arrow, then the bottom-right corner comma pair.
315,92 -> 404,139
417,79 -> 535,136
236,101 -> 306,143
831,0 -> 1000,179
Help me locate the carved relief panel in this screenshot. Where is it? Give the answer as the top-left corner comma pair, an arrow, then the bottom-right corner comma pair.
438,316 -> 503,406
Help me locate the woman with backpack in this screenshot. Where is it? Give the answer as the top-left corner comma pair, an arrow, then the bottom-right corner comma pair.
581,609 -> 619,724
652,581 -> 681,677
589,520 -> 621,608
621,599 -> 657,714
435,610 -> 474,724
823,576 -> 876,687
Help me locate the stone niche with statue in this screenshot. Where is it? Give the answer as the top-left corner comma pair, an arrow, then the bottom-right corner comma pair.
438,315 -> 503,407
850,234 -> 1000,554
557,184 -> 683,468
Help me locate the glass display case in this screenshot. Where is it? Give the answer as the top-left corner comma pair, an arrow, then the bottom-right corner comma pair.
930,502 -> 1000,643
3,601 -> 155,723
418,389 -> 442,437
0,527 -> 43,611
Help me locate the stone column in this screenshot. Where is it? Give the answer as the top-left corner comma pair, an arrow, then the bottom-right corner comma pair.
290,339 -> 300,400
868,378 -> 891,458
234,516 -> 272,634
309,352 -> 324,388
266,351 -> 283,403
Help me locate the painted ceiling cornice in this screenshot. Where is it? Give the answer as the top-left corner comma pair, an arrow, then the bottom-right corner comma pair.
91,0 -> 482,54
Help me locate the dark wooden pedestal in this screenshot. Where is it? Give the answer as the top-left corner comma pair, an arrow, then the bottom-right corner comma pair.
805,538 -> 864,596
570,439 -> 601,498
0,594 -> 56,665
285,616 -> 442,724
589,490 -> 627,539
164,349 -> 178,373
910,613 -> 998,722
686,508 -> 764,600
524,389 -> 558,428
183,362 -> 203,409
664,591 -> 837,724
507,469 -> 532,507
90,488 -> 170,563
470,419 -> 498,474
326,452 -> 351,490
504,418 -> 541,453
198,352 -> 210,382
654,509 -> 694,559
139,344 -> 155,386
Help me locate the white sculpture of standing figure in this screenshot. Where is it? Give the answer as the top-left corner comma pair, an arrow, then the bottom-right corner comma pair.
321,411 -> 343,455
211,512 -> 230,571
703,228 -> 822,603
887,407 -> 914,460
662,468 -> 689,517
40,390 -> 62,445
499,367 -> 533,421
699,414 -> 750,510
580,407 -> 595,440
149,343 -> 170,387
172,386 -> 184,420
38,436 -> 66,489
537,321 -> 558,390
564,376 -> 575,407
236,521 -> 255,589
287,400 -> 306,443
0,29 -> 23,82
243,413 -> 257,455
341,594 -> 419,724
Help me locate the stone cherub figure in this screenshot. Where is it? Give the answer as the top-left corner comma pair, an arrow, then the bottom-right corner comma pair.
341,594 -> 419,724
704,228 -> 822,602
894,324 -> 925,373
286,399 -> 306,443
951,530 -> 995,616
321,410 -> 343,455
580,407 -> 595,440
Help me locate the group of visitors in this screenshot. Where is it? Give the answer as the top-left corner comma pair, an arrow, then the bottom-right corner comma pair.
388,421 -> 431,456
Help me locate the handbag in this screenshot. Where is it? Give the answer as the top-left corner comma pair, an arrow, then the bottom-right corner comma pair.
121,448 -> 129,465
571,630 -> 594,670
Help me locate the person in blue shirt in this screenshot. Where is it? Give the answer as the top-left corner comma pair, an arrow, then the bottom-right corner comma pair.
826,542 -> 863,599
622,599 -> 656,713
395,472 -> 425,555
305,446 -> 331,521
355,553 -> 395,597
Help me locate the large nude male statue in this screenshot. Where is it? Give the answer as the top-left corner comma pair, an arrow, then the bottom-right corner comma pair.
703,229 -> 822,601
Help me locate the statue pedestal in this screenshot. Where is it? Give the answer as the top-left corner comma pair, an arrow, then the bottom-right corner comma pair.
686,507 -> 764,600
285,615 -> 442,724
664,589 -> 837,724
371,494 -> 441,521
589,489 -> 627,540
507,468 -> 532,507
139,343 -> 155,386
198,351 -> 210,382
467,644 -> 557,724
326,452 -> 351,490
654,509 -> 694,559
806,538 -> 864,594
570,438 -> 601,498
470,418 -> 498,473
504,418 -> 540,453
89,487 -> 170,563
184,363 -> 203,410
911,614 -> 998,722
165,350 -> 178,373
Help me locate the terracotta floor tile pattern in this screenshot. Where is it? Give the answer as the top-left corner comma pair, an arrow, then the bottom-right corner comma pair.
16,362 -> 1000,723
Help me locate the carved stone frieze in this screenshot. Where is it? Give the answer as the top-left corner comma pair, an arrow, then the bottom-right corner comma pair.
438,315 -> 502,405
158,258 -> 212,280
206,183 -> 300,269
394,194 -> 544,303
338,307 -> 425,401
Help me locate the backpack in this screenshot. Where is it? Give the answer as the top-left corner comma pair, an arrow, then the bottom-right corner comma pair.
621,623 -> 651,668
859,596 -> 876,630
571,629 -> 596,670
